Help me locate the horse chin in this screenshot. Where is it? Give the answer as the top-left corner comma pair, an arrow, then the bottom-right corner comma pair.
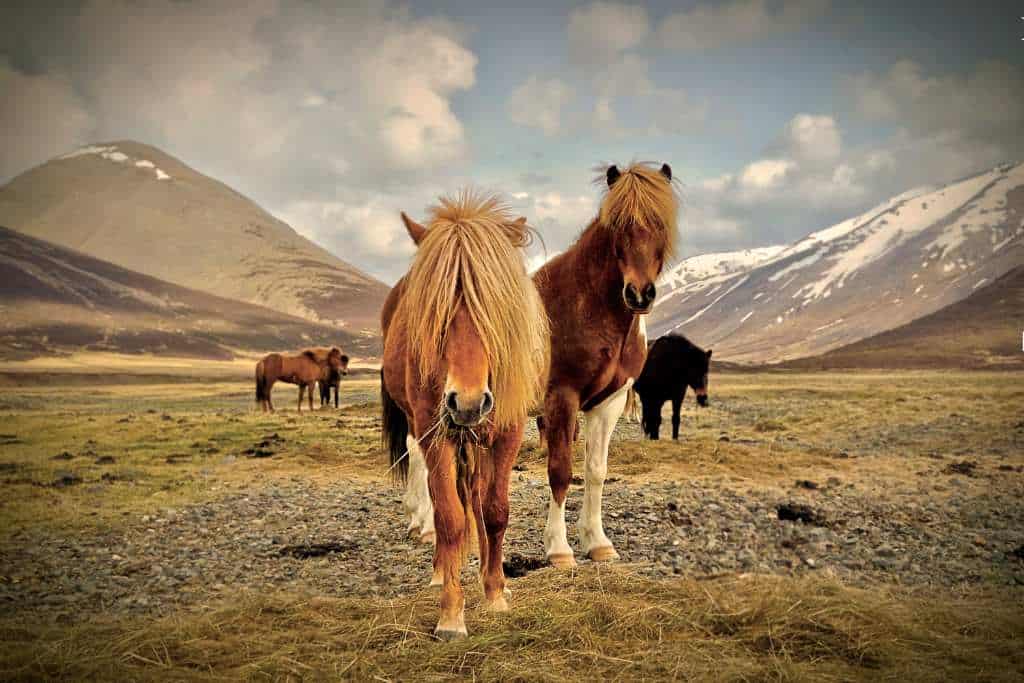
623,300 -> 652,315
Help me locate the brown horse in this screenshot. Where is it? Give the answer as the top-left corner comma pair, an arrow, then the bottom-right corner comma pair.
380,191 -> 548,640
534,162 -> 678,567
255,347 -> 347,412
313,348 -> 350,408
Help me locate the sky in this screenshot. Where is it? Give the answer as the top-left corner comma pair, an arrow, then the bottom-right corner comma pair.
2,0 -> 1023,283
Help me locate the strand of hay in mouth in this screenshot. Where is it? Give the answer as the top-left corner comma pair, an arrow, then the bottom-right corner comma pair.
2,566 -> 1021,681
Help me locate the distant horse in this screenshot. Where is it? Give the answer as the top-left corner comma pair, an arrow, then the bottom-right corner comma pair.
381,191 -> 548,640
255,347 -> 347,412
534,162 -> 678,567
316,350 -> 350,408
633,334 -> 712,440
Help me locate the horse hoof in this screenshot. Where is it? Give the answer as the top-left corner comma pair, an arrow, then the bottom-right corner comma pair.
433,626 -> 468,642
587,546 -> 619,562
484,595 -> 510,612
420,531 -> 436,545
547,552 -> 576,569
429,570 -> 443,587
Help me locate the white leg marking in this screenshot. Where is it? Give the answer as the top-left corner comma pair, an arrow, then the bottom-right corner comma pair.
404,435 -> 434,538
544,494 -> 574,562
579,380 -> 631,558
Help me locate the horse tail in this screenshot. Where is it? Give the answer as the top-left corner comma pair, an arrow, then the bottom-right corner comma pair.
381,369 -> 409,484
255,360 -> 266,404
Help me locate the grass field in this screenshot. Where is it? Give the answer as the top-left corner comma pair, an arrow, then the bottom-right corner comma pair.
0,369 -> 1022,680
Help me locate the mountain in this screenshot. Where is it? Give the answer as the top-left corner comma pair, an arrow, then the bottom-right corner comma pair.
784,266 -> 1023,370
0,226 -> 375,361
650,163 -> 1024,363
0,141 -> 389,334
660,246 -> 786,292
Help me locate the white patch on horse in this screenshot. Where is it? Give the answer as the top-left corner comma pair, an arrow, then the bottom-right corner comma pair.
544,494 -> 573,562
404,435 -> 434,540
638,314 -> 648,347
578,379 -> 631,558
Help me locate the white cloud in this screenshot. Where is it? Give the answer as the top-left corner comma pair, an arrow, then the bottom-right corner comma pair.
506,76 -> 575,136
738,159 -> 796,190
0,1 -> 481,281
783,114 -> 841,163
567,2 -> 650,67
658,0 -> 829,51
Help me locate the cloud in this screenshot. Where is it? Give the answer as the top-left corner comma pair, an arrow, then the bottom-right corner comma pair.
843,59 -> 1024,188
0,59 -> 94,180
567,1 -> 650,67
507,76 -> 575,136
0,1 -> 481,282
781,113 -> 841,163
657,0 -> 829,51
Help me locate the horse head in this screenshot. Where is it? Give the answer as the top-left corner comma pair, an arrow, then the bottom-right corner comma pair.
692,348 -> 712,407
602,163 -> 676,314
399,198 -> 544,431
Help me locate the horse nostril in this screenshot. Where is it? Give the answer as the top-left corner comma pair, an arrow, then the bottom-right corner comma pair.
445,391 -> 459,413
480,391 -> 494,416
642,283 -> 656,303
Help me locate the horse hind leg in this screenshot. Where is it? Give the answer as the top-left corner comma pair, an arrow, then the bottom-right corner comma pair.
404,435 -> 437,552
578,381 -> 630,562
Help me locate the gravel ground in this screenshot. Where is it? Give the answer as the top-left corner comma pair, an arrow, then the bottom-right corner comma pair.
3,463 -> 1022,621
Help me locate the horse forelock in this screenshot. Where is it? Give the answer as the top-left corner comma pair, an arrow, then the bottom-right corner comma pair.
397,189 -> 550,429
596,162 -> 679,258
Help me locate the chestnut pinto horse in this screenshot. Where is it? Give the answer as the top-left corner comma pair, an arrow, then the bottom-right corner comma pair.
255,347 -> 347,412
380,192 -> 548,640
534,162 -> 678,567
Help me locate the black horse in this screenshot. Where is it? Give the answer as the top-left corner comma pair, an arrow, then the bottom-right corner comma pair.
633,334 -> 712,440
319,377 -> 340,408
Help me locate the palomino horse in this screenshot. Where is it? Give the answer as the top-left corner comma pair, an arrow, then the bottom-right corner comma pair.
380,192 -> 548,640
255,347 -> 347,412
534,162 -> 678,567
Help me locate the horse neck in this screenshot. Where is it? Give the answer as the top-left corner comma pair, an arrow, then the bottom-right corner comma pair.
572,220 -> 635,331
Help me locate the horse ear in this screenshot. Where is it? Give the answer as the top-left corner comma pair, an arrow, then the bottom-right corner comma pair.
400,212 -> 427,245
706,348 -> 713,359
660,163 -> 672,181
606,164 -> 621,187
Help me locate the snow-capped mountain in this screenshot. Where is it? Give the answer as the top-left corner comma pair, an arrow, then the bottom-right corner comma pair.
649,162 -> 1024,362
660,246 -> 786,291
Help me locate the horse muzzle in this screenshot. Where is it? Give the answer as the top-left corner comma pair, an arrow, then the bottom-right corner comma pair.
696,392 -> 708,407
623,283 -> 656,313
444,389 -> 494,427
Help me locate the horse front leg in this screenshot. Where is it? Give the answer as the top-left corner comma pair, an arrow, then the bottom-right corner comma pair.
543,388 -> 580,568
308,384 -> 314,411
425,437 -> 468,640
297,385 -> 303,413
480,425 -> 521,611
579,381 -> 629,561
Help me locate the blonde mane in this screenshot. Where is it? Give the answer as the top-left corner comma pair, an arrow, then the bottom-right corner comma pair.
398,190 -> 550,429
597,162 -> 679,258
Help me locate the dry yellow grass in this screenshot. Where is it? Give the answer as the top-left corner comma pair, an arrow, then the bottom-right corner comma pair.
2,566 -> 1021,681
1,369 -> 1022,681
